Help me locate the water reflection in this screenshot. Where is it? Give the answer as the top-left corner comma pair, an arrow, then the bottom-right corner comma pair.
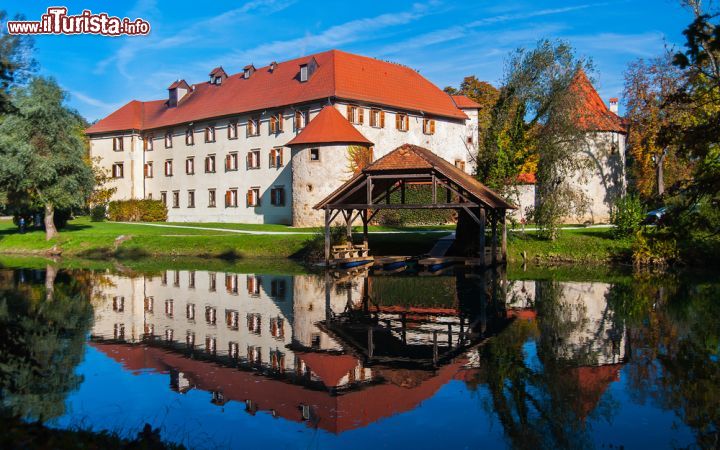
0,264 -> 717,448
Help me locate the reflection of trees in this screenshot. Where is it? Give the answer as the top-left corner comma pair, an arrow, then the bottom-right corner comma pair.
614,276 -> 720,448
472,280 -> 624,449
0,266 -> 94,421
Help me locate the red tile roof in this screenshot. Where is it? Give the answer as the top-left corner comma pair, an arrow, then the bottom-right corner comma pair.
571,70 -> 626,133
451,95 -> 481,109
285,105 -> 373,146
167,79 -> 190,90
86,50 -> 467,135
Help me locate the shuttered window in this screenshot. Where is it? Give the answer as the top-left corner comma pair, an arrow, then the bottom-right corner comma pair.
185,128 -> 194,145
396,113 -> 409,131
423,118 -> 435,135
246,187 -> 260,207
270,187 -> 285,206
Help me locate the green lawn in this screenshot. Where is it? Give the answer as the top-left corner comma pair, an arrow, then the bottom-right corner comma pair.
507,227 -> 633,264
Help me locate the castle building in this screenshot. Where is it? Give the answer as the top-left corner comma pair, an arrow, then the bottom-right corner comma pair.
86,49 -> 481,226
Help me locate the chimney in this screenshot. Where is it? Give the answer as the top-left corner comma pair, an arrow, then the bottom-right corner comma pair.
609,97 -> 619,114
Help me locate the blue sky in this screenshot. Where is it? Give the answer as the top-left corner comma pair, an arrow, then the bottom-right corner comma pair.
6,0 -> 691,122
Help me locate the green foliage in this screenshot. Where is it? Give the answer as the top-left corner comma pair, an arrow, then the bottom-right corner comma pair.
375,185 -> 454,226
632,229 -> 680,268
301,225 -> 346,262
0,77 -> 94,238
610,194 -> 645,237
0,11 -> 36,115
108,200 -> 168,222
90,204 -> 106,222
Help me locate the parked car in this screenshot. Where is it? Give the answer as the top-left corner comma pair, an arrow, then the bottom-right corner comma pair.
642,207 -> 667,225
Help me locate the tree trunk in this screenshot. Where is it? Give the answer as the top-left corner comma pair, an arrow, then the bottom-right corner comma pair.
656,149 -> 667,197
45,203 -> 58,240
45,264 -> 57,302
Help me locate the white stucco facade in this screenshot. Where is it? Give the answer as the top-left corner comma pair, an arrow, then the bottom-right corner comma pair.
90,102 -> 478,226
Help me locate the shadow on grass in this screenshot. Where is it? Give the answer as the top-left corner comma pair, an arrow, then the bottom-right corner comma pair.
216,249 -> 245,261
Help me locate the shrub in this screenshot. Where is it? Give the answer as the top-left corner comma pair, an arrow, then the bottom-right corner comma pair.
610,194 -> 644,238
302,225 -> 347,262
632,229 -> 679,268
107,200 -> 168,222
90,205 -> 106,222
374,185 -> 454,226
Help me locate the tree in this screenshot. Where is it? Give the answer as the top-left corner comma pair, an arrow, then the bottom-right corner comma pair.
623,54 -> 693,201
0,77 -> 94,240
481,40 -> 591,239
0,11 -> 36,115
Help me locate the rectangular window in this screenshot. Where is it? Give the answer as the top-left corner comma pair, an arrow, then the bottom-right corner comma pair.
185,127 -> 194,145
454,159 -> 466,172
225,310 -> 239,330
247,313 -> 261,333
246,149 -> 261,169
227,121 -> 238,139
113,136 -> 124,151
294,110 -> 307,130
225,152 -> 238,171
144,296 -> 154,313
310,148 -> 320,162
271,279 -> 287,298
165,131 -> 173,148
423,118 -> 436,135
208,189 -> 216,208
113,295 -> 124,312
347,105 -> 363,124
189,271 -> 196,289
396,113 -> 409,131
165,299 -> 174,318
225,188 -> 238,207
205,307 -> 217,326
270,187 -> 285,206
186,303 -> 195,321
247,117 -> 260,137
270,317 -> 285,339
143,135 -> 153,151
269,147 -> 283,168
225,274 -> 238,294
186,157 -> 195,175
269,112 -> 284,134
209,272 -> 217,292
165,159 -> 173,176
246,187 -> 261,207
203,155 -> 215,173
112,162 -> 124,178
370,108 -> 385,128
205,126 -> 215,143
187,190 -> 195,208
160,191 -> 167,206
172,190 -> 180,208
144,161 -> 153,178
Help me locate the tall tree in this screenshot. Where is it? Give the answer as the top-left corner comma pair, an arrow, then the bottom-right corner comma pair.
623,54 -> 692,200
0,11 -> 35,115
480,40 -> 591,239
0,77 -> 94,239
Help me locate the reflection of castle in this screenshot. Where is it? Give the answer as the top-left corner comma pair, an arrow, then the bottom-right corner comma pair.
90,270 -> 628,433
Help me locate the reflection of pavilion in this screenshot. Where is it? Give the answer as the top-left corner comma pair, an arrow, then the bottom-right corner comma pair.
89,269 -> 628,434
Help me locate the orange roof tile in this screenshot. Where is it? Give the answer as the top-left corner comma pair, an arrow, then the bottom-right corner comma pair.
86,50 -> 467,135
571,70 -> 626,133
451,95 -> 481,109
285,105 -> 373,146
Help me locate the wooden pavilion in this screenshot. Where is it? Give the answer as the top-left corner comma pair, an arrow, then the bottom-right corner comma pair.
314,144 -> 516,265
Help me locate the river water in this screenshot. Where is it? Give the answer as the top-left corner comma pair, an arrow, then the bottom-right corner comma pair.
0,260 -> 717,449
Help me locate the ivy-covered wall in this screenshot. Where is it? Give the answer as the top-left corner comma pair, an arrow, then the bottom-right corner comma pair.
374,184 -> 456,226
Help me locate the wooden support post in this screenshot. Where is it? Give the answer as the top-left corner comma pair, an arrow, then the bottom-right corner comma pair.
501,210 -> 507,263
432,174 -> 437,204
367,176 -> 373,206
325,271 -> 332,321
491,211 -> 498,266
345,209 -> 353,243
447,323 -> 452,348
432,330 -> 439,365
478,208 -> 486,264
401,313 -> 407,344
324,208 -> 331,264
368,327 -> 374,359
362,209 -> 369,247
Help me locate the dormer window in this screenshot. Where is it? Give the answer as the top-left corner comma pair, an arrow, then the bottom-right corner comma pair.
209,66 -> 227,85
299,57 -> 318,83
269,61 -> 278,72
168,79 -> 191,107
243,64 -> 256,79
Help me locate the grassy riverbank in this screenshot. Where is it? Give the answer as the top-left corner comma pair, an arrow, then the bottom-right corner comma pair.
0,217 -> 633,264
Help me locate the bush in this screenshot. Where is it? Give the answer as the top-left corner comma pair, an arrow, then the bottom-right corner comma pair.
107,200 -> 168,222
632,229 -> 679,267
610,195 -> 644,238
301,225 -> 347,262
90,205 -> 106,222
